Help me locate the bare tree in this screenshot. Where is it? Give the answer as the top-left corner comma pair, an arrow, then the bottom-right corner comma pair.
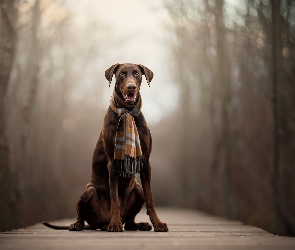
163,0 -> 295,236
0,0 -> 18,231
271,0 -> 295,236
3,0 -> 113,229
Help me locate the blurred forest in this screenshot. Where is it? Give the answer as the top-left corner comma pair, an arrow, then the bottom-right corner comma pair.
1,0 -> 295,237
161,0 -> 295,236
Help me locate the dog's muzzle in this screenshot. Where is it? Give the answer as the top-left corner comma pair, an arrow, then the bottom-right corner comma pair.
123,83 -> 138,104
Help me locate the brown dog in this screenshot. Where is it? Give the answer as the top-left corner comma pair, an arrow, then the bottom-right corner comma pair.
43,63 -> 168,232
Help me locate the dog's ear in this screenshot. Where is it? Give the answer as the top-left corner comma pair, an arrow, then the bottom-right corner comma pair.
138,64 -> 153,87
105,63 -> 120,87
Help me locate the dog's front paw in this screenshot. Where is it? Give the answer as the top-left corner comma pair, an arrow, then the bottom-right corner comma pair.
69,222 -> 84,231
154,222 -> 169,232
107,221 -> 123,232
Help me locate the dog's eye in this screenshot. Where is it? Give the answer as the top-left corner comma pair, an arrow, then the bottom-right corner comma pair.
119,72 -> 125,77
134,72 -> 139,76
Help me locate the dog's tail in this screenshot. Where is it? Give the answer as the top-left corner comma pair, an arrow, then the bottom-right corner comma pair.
42,222 -> 94,230
42,222 -> 69,230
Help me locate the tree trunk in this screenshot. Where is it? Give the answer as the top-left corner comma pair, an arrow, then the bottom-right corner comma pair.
271,0 -> 295,236
213,0 -> 232,218
0,0 -> 17,231
15,0 -> 41,227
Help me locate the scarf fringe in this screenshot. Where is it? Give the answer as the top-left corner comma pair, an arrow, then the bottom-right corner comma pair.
115,156 -> 143,178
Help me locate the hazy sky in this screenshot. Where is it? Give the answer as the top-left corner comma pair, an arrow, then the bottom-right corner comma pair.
67,0 -> 178,125
46,0 -> 245,125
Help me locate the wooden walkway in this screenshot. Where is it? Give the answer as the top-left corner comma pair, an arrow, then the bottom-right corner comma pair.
1,208 -> 295,250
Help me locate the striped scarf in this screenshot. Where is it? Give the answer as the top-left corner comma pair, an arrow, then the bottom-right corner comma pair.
110,91 -> 143,177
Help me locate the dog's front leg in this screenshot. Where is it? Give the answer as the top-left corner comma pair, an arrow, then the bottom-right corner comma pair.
107,159 -> 123,232
140,161 -> 169,232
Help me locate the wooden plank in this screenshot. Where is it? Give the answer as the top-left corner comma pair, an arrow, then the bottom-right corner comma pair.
1,208 -> 295,249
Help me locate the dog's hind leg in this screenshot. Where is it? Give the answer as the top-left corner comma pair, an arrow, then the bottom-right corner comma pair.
69,187 -> 97,231
122,183 -> 152,231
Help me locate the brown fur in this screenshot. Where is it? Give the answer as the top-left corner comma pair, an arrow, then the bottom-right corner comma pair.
43,63 -> 168,232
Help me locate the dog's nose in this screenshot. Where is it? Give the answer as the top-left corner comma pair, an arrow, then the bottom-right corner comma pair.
127,83 -> 137,91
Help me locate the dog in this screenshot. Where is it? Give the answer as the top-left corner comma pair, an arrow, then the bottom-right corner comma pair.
43,63 -> 168,232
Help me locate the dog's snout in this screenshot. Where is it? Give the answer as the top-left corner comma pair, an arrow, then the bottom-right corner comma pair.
127,83 -> 137,91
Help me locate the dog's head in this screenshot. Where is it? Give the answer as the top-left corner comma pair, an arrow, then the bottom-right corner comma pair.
105,63 -> 153,105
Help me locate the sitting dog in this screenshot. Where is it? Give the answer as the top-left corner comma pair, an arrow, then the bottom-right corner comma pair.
43,63 -> 168,232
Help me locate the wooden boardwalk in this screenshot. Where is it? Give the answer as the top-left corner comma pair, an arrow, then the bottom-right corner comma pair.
1,208 -> 295,250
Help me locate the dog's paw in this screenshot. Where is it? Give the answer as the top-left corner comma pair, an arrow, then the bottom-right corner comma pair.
153,222 -> 169,232
125,222 -> 152,231
69,222 -> 84,231
107,221 -> 123,232
138,222 -> 152,231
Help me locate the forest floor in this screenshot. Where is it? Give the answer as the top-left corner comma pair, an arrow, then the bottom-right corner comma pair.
1,208 -> 295,250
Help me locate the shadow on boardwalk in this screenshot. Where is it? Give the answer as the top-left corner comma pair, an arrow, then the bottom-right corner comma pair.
1,208 -> 295,250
